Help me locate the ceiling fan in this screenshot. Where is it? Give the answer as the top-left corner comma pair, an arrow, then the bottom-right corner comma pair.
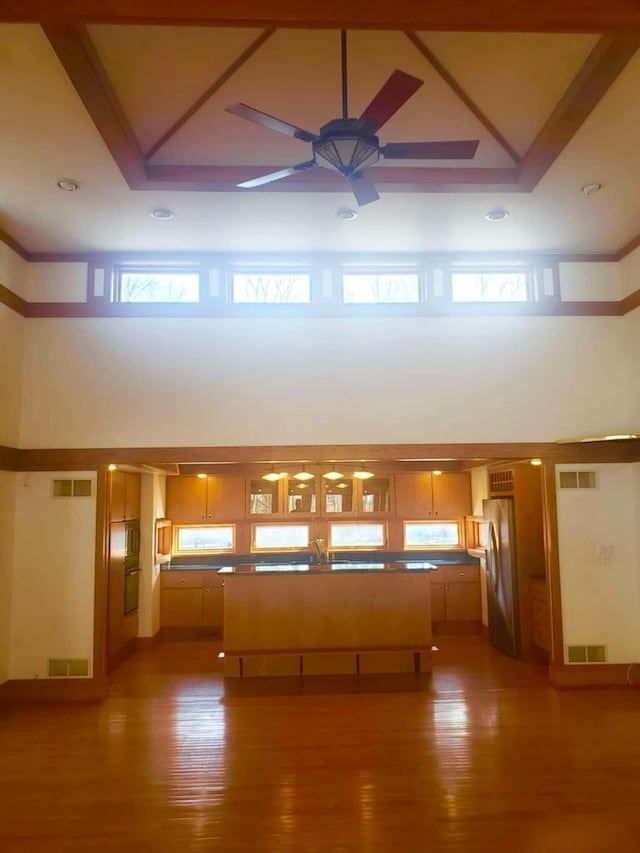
226,31 -> 480,206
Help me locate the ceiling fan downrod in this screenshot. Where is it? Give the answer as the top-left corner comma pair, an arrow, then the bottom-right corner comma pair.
341,30 -> 348,119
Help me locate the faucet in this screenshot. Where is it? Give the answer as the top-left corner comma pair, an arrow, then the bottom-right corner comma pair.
311,538 -> 330,564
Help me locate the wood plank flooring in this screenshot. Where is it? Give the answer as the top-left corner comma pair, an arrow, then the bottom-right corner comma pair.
1,636 -> 639,852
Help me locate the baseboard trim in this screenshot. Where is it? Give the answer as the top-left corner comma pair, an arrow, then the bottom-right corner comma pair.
550,663 -> 640,688
0,676 -> 109,705
136,632 -> 162,650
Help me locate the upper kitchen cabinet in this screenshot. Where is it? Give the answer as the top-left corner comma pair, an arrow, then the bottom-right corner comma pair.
109,470 -> 141,522
395,473 -> 471,520
166,475 -> 245,523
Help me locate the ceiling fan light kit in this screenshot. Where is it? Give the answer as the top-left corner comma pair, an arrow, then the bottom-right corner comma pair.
227,30 -> 479,207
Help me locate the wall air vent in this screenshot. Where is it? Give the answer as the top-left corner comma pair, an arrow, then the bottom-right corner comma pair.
558,470 -> 597,490
52,479 -> 93,498
489,470 -> 514,493
48,659 -> 90,677
567,645 -> 606,663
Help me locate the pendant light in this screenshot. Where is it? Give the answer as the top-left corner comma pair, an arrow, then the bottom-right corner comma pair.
322,464 -> 344,481
293,465 -> 315,481
353,461 -> 374,480
262,464 -> 285,482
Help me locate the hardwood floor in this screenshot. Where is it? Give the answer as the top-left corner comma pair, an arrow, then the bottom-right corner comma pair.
1,636 -> 639,852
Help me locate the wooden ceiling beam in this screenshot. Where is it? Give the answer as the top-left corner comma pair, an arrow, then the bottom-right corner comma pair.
42,21 -> 148,188
145,28 -> 276,160
145,163 -> 521,193
4,1 -> 640,32
13,441 -> 640,471
404,31 -> 521,165
518,33 -> 640,190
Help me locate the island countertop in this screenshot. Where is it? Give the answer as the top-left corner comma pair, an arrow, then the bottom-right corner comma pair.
217,560 -> 436,574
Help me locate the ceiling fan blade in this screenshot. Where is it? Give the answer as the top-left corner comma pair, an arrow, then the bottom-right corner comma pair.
382,140 -> 480,160
349,172 -> 379,206
238,161 -> 317,189
357,70 -> 423,133
226,103 -> 317,143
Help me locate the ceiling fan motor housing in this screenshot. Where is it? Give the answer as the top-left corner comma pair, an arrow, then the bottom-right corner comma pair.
313,119 -> 380,176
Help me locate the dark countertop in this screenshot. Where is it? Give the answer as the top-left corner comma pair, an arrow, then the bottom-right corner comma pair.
164,550 -> 479,572
217,561 -> 437,575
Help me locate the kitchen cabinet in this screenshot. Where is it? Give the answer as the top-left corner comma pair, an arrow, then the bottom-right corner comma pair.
160,570 -> 225,635
166,475 -> 245,523
110,470 -> 141,521
429,564 -> 481,630
395,473 -> 471,519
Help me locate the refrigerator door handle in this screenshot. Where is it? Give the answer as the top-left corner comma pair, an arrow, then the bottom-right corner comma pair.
489,523 -> 500,592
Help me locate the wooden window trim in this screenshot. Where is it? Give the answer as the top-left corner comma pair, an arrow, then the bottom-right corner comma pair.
173,523 -> 236,555
403,519 -> 464,550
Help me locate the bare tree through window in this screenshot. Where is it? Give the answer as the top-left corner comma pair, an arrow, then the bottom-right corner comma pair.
119,271 -> 200,302
232,273 -> 311,303
343,273 -> 419,303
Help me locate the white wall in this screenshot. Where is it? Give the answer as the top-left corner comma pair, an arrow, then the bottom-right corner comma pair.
19,315 -> 634,447
9,471 -> 96,679
470,466 -> 489,517
0,471 -> 17,684
0,304 -> 24,447
556,463 -> 640,664
139,473 -> 166,639
620,245 -> 640,298
623,307 -> 640,427
26,262 -> 88,302
559,262 -> 621,301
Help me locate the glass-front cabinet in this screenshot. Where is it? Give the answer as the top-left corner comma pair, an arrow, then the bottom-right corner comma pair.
247,474 -> 392,517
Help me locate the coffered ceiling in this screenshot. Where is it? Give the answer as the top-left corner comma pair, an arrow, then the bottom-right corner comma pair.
1,2 -> 640,255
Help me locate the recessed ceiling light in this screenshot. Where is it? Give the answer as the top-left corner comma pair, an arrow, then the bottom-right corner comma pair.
485,208 -> 509,221
336,207 -> 358,221
151,207 -> 175,220
56,178 -> 81,192
581,183 -> 602,195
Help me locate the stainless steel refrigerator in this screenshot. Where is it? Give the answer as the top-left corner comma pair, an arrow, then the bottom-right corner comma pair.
483,498 -> 520,657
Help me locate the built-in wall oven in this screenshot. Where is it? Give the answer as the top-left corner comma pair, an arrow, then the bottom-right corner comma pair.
124,568 -> 140,615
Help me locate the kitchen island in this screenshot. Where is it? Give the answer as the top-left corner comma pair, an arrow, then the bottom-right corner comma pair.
220,561 -> 436,687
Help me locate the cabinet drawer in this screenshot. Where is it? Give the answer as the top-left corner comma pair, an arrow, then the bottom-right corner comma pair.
201,570 -> 224,589
442,565 -> 479,584
428,567 -> 445,581
161,570 -> 203,589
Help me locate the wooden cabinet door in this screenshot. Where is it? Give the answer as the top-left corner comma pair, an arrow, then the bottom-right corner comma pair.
125,472 -> 141,520
166,476 -> 207,524
444,582 -> 481,621
430,582 -> 446,621
160,588 -> 203,627
209,477 -> 245,519
202,585 -> 224,630
433,474 -> 471,520
110,471 -> 127,522
395,473 -> 432,518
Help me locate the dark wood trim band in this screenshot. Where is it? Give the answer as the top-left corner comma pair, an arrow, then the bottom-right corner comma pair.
0,282 -> 28,316
0,676 -> 109,704
404,31 -> 521,164
15,441 -> 640,470
549,663 -> 640,688
0,227 -> 29,260
621,288 -> 640,315
0,446 -> 20,471
3,1 -> 640,32
617,231 -> 640,260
